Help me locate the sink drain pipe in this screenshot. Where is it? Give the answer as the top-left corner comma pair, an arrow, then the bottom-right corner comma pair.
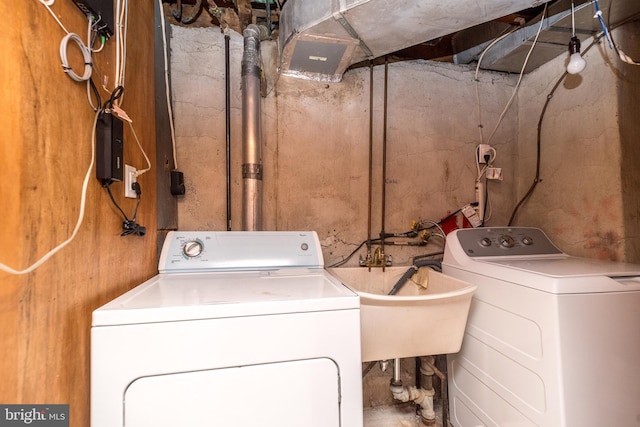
390,356 -> 437,425
241,24 -> 268,231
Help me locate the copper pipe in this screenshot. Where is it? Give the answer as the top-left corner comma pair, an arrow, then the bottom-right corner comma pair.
380,57 -> 389,270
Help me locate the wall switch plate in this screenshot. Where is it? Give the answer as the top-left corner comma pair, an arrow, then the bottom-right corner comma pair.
124,165 -> 137,198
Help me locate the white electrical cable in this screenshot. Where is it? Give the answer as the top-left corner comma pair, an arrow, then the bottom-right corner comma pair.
418,219 -> 446,240
158,0 -> 180,169
115,0 -> 122,90
618,49 -> 640,65
59,33 -> 93,82
37,0 -> 103,110
474,26 -> 520,144
0,110 -> 100,275
474,4 -> 547,146
128,122 -> 152,177
38,0 -> 69,33
485,3 -> 547,146
114,0 -> 129,104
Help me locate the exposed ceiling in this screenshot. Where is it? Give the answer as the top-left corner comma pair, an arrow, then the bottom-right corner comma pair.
166,0 -> 640,78
446,0 -> 640,74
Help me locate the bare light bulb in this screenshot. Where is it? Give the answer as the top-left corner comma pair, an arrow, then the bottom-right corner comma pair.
567,36 -> 586,74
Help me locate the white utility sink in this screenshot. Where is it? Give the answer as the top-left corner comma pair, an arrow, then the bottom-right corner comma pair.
327,267 -> 476,362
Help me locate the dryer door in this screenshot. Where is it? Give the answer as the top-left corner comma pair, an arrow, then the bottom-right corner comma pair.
124,358 -> 340,427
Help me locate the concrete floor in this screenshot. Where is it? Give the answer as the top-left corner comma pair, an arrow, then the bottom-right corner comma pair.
363,402 -> 448,427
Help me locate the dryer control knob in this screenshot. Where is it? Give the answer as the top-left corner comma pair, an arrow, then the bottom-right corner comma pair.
480,237 -> 492,247
499,235 -> 515,248
183,240 -> 204,258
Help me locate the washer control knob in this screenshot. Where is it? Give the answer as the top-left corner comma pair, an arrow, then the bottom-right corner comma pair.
522,236 -> 534,245
499,235 -> 515,248
480,237 -> 492,247
183,240 -> 204,258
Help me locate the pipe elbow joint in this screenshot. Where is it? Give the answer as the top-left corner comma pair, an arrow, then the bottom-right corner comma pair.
243,24 -> 269,41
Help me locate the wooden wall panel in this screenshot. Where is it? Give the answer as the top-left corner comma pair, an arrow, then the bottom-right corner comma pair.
0,1 -> 157,426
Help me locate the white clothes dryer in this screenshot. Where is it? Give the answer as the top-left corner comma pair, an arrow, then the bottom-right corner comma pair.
91,231 -> 363,427
443,227 -> 640,427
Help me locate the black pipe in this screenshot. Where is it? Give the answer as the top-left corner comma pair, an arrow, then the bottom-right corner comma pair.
225,32 -> 231,231
367,62 -> 374,260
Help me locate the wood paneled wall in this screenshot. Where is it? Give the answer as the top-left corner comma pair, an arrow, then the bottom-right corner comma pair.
0,2 -> 157,426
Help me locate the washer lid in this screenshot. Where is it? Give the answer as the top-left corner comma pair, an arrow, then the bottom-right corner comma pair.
451,257 -> 640,294
92,269 -> 359,326
486,256 -> 640,278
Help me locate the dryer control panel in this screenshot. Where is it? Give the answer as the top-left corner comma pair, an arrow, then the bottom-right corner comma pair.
453,227 -> 563,257
158,231 -> 325,272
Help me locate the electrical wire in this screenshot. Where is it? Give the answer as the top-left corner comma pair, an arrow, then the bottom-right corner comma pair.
507,14 -> 640,225
38,0 -> 108,110
114,0 -> 129,104
471,5 -> 546,226
475,25 -> 520,144
38,0 -> 70,33
593,0 -> 613,48
0,110 -> 100,275
485,3 -> 547,146
327,239 -> 376,268
103,181 -> 146,236
157,0 -> 180,169
607,4 -> 640,66
59,32 -> 93,82
128,121 -> 152,177
414,219 -> 446,240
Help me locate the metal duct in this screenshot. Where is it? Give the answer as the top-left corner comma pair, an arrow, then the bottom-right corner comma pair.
241,24 -> 268,231
278,0 -> 553,82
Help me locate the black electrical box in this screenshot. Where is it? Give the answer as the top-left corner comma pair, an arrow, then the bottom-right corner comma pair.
71,0 -> 114,38
171,170 -> 186,195
96,111 -> 123,182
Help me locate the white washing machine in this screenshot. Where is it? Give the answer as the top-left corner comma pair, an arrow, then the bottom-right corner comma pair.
442,227 -> 640,427
91,231 -> 363,427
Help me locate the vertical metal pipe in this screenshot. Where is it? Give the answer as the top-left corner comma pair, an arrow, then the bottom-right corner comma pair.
225,32 -> 232,231
392,357 -> 402,385
380,57 -> 389,266
367,61 -> 374,258
241,25 -> 266,231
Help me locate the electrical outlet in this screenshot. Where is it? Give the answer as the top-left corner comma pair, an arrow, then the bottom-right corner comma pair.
124,164 -> 137,198
477,144 -> 493,164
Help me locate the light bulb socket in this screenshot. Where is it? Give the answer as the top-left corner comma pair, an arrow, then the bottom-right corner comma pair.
569,36 -> 581,55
